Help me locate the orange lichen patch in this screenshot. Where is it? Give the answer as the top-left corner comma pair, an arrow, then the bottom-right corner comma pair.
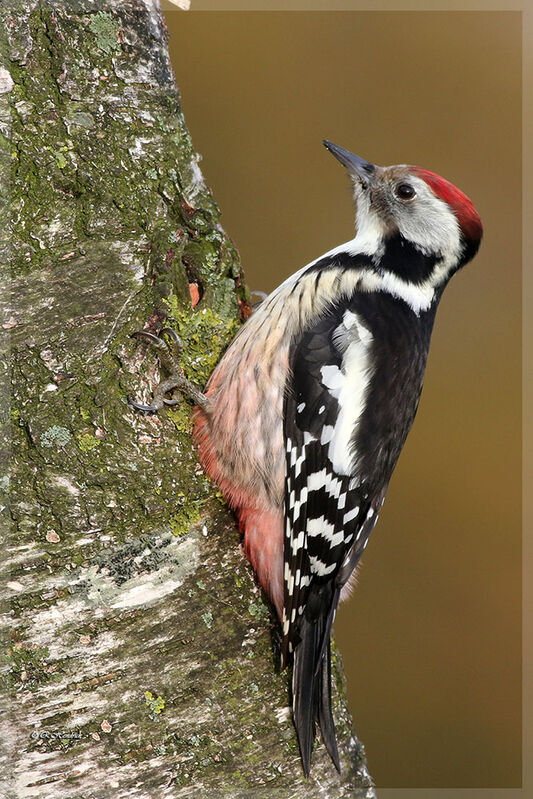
189,282 -> 201,308
181,197 -> 196,217
238,296 -> 253,320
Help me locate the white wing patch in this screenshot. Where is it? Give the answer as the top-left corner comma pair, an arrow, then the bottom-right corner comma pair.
321,313 -> 374,475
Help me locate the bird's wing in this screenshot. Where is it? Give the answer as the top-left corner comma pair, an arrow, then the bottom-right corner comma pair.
282,300 -> 381,772
281,302 -> 375,663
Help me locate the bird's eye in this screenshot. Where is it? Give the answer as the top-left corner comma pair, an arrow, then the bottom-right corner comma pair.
395,183 -> 416,200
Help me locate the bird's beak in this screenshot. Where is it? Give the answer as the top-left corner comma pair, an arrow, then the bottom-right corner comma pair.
323,140 -> 376,185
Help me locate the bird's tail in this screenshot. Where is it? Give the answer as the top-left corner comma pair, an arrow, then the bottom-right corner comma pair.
292,607 -> 341,776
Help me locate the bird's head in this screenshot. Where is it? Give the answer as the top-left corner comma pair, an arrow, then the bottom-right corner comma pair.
323,140 -> 483,288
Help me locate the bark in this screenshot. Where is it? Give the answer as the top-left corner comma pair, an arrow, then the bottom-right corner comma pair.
0,2 -> 375,797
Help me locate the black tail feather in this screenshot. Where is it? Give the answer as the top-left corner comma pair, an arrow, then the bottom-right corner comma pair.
316,638 -> 341,771
292,610 -> 340,775
292,615 -> 318,776
314,589 -> 340,677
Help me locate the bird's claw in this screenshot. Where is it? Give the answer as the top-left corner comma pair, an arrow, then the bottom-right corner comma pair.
131,327 -> 183,374
127,394 -> 181,413
128,328 -> 211,415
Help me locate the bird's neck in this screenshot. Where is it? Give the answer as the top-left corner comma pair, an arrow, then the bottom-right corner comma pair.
334,228 -> 457,316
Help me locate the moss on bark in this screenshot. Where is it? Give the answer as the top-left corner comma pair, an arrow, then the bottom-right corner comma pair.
1,2 -> 375,797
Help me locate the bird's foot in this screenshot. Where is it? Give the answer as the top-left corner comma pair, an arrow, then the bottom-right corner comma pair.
128,328 -> 211,415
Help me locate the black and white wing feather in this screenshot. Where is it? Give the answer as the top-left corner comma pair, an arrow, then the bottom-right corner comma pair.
282,300 -> 381,773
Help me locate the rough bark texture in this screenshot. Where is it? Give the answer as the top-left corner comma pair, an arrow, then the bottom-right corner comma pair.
0,3 -> 375,797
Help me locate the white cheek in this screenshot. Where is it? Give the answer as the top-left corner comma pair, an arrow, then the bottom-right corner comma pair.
396,186 -> 462,260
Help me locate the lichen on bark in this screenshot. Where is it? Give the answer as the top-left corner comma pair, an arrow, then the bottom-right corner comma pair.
1,2 -> 375,797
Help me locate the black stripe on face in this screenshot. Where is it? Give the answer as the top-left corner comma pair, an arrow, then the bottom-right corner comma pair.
376,232 -> 441,284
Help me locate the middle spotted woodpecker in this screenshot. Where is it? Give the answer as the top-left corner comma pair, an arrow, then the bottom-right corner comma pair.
131,140 -> 483,775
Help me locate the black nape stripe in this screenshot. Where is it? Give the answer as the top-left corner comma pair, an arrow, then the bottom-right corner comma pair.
304,238 -> 444,288
460,235 -> 482,268
306,251 -> 374,274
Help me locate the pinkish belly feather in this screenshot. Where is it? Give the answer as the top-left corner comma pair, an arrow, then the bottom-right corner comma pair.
193,337 -> 288,616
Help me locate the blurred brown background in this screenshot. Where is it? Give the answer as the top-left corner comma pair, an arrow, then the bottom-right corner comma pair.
162,10 -> 521,789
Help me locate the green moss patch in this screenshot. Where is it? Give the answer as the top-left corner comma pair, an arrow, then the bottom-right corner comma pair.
2,643 -> 63,693
88,12 -> 120,55
163,300 -> 241,389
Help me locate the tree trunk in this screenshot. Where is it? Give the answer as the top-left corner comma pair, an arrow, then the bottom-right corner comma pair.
1,2 -> 375,797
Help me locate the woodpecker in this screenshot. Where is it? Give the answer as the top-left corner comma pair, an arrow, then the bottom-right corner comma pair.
131,141 -> 482,775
